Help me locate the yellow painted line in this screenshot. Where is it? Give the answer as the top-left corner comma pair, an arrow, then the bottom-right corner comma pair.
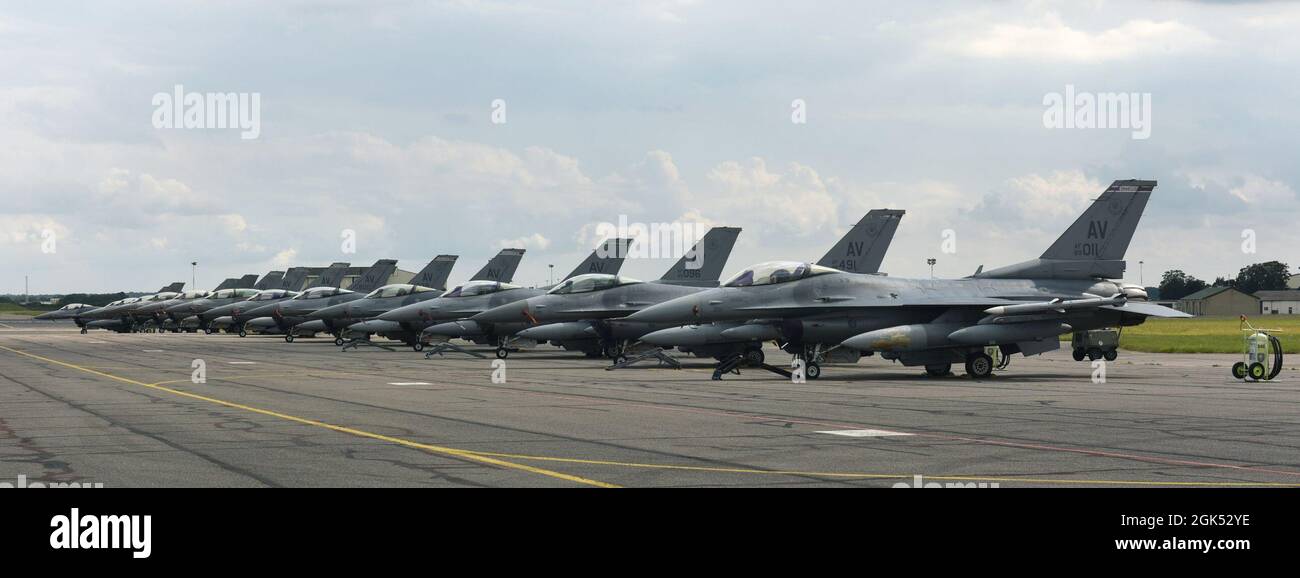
464,451 -> 1300,487
0,344 -> 617,488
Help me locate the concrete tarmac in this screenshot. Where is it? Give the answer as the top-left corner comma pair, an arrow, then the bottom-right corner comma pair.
2,322 -> 1298,488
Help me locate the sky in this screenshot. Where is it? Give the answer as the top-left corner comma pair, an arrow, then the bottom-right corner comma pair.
2,0 -> 1299,293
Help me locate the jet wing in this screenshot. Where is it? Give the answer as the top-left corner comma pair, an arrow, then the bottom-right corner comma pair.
1101,302 -> 1191,318
732,296 -> 1017,313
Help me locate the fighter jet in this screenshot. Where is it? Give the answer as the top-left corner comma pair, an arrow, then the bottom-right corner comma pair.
370,239 -> 632,353
172,287 -> 265,332
33,303 -> 102,330
471,227 -> 740,359
204,288 -> 300,336
629,180 -> 1188,379
242,259 -> 401,341
78,282 -> 187,333
298,254 -> 460,344
639,209 -> 904,366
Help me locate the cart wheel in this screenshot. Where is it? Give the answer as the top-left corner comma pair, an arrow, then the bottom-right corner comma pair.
1103,349 -> 1117,362
1231,362 -> 1247,380
1248,362 -> 1267,381
1086,348 -> 1102,361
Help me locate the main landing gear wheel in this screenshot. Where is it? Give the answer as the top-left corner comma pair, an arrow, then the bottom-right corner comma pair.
412,342 -> 424,352
925,363 -> 952,377
496,347 -> 509,359
80,328 -> 87,334
1231,362 -> 1248,380
743,348 -> 765,366
238,329 -> 247,338
804,361 -> 821,380
204,328 -> 213,335
334,337 -> 345,346
965,352 -> 993,379
284,334 -> 295,343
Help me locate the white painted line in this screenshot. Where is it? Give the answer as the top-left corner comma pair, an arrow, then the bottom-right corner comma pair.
816,429 -> 914,438
86,340 -> 107,344
388,382 -> 431,386
142,349 -> 164,353
228,361 -> 257,365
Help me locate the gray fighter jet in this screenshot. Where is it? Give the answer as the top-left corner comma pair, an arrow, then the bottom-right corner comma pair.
639,209 -> 903,366
33,302 -> 101,330
369,239 -> 632,353
242,259 -> 400,341
172,287 -> 265,332
204,288 -> 300,337
471,227 -> 740,359
78,282 -> 186,333
298,254 -> 461,344
629,180 -> 1188,379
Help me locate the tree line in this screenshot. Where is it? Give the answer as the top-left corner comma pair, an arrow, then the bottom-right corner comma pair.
1158,261 -> 1292,300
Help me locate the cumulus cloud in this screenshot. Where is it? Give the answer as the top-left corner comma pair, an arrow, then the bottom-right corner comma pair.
942,14 -> 1217,62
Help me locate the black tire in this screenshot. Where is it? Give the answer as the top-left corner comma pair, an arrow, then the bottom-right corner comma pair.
1072,348 -> 1085,361
614,354 -> 628,365
925,363 -> 951,377
804,362 -> 821,380
204,328 -> 213,335
496,347 -> 509,359
284,334 -> 295,343
1249,362 -> 1266,381
1231,362 -> 1247,380
744,348 -> 765,366
1086,348 -> 1102,361
965,352 -> 993,379
334,337 -> 345,346
1102,349 -> 1117,362
238,329 -> 247,338
412,342 -> 424,352
80,328 -> 87,334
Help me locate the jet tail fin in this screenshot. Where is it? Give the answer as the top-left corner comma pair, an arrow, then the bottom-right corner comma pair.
657,227 -> 741,287
976,179 -> 1155,280
281,267 -> 309,291
470,249 -> 525,282
316,262 -> 351,288
212,278 -> 240,290
349,259 -> 399,293
254,271 -> 284,290
817,209 -> 904,274
412,255 -> 458,290
564,238 -> 633,280
235,274 -> 259,289
159,282 -> 185,293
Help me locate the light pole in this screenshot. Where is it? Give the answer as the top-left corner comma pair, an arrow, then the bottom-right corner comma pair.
927,258 -> 936,279
191,261 -> 197,290
548,264 -> 554,286
1139,260 -> 1144,287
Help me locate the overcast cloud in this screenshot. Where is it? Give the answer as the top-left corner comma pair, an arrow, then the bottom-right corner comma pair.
2,0 -> 1298,293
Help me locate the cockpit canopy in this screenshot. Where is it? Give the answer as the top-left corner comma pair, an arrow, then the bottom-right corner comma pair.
212,288 -> 261,299
251,290 -> 296,301
723,261 -> 840,288
444,280 -> 520,298
179,290 -> 210,299
546,274 -> 642,295
363,284 -> 437,299
59,303 -> 93,311
293,287 -> 353,300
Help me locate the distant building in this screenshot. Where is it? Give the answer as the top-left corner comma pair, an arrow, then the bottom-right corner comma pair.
1176,286 -> 1259,317
1256,290 -> 1300,315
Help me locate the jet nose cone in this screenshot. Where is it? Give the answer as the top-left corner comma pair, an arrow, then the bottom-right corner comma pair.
33,312 -> 53,320
627,295 -> 699,324
472,300 -> 529,324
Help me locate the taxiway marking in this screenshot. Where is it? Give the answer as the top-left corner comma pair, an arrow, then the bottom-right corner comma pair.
817,429 -> 914,437
0,344 -> 618,488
